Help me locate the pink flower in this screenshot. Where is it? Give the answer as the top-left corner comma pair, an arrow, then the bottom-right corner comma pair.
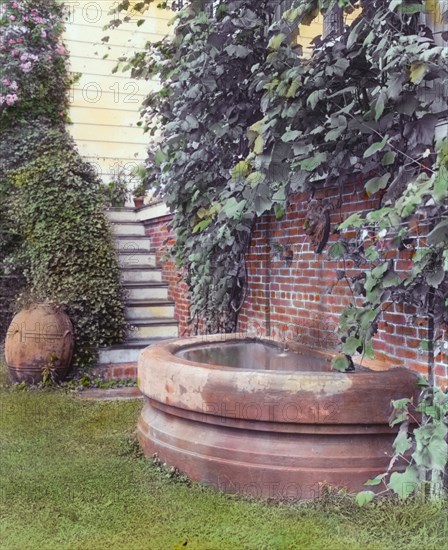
3,79 -> 10,86
5,94 -> 18,106
12,2 -> 19,7
55,44 -> 66,56
20,61 -> 32,73
12,50 -> 19,57
10,81 -> 18,91
9,15 -> 16,21
40,30 -> 47,39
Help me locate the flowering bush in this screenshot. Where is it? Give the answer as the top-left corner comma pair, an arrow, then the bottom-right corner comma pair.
0,0 -> 71,124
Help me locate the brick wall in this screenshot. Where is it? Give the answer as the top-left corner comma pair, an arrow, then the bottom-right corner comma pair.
238,182 -> 448,389
142,186 -> 447,389
143,214 -> 191,335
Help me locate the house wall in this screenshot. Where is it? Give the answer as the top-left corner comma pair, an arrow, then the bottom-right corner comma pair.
63,1 -> 172,185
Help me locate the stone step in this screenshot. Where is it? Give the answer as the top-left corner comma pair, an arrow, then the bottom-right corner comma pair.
112,222 -> 146,237
126,300 -> 175,320
135,201 -> 169,222
115,236 -> 151,253
118,251 -> 157,268
97,337 -> 170,365
125,282 -> 169,301
107,207 -> 138,223
129,318 -> 179,339
121,267 -> 162,283
77,387 -> 143,400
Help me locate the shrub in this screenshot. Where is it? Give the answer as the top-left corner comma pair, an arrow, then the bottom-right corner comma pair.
5,125 -> 126,368
0,0 -> 127,369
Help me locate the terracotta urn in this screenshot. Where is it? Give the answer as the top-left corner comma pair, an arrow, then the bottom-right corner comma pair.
133,196 -> 144,209
5,303 -> 74,384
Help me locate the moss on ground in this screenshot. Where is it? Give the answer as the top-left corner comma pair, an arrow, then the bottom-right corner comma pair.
0,364 -> 446,550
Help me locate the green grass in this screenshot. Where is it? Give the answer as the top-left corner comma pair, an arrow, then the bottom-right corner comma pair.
0,364 -> 447,550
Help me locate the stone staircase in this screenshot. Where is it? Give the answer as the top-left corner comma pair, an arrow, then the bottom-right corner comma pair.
96,207 -> 178,377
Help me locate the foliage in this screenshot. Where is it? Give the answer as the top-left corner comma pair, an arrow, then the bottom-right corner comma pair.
131,163 -> 148,197
0,0 -> 73,124
244,0 -> 448,370
102,170 -> 130,207
0,0 -> 127,369
357,382 -> 448,504
2,124 -> 128,369
108,0 -> 274,332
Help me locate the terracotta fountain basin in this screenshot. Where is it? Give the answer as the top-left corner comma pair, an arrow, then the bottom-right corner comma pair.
137,334 -> 419,500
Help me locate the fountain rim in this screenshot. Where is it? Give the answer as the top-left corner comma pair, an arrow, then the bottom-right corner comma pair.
140,332 -> 408,378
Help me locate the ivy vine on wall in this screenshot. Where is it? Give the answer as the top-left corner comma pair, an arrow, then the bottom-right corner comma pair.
108,0 -> 276,332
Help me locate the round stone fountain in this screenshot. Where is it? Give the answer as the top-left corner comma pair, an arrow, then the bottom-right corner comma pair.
137,334 -> 419,500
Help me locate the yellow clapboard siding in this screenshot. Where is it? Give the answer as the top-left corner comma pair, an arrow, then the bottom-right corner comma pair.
70,122 -> 147,144
68,105 -> 144,126
64,0 -> 171,183
72,138 -> 147,161
298,8 -> 361,56
70,79 -> 155,111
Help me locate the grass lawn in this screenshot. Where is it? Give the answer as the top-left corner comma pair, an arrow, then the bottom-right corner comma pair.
0,365 -> 447,550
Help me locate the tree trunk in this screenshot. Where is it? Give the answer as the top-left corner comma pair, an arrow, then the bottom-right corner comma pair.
323,4 -> 344,38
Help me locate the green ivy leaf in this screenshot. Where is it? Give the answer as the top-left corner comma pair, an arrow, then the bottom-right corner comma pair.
365,173 -> 390,196
231,161 -> 250,179
381,151 -> 396,166
193,218 -> 212,233
300,153 -> 326,172
342,335 -> 361,355
254,134 -> 264,154
409,62 -> 427,84
268,33 -> 286,51
332,354 -> 351,372
434,165 -> 448,203
389,0 -> 403,12
393,424 -> 412,455
338,213 -> 364,230
364,136 -> 388,158
222,197 -> 246,219
425,267 -> 445,288
388,467 -> 420,499
364,473 -> 387,486
328,241 -> 346,259
307,90 -> 324,109
356,491 -> 375,507
225,45 -> 252,58
374,91 -> 386,120
246,171 -> 265,187
427,219 -> 448,246
281,130 -> 301,142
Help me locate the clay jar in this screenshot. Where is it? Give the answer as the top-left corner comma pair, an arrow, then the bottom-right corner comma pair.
5,303 -> 74,384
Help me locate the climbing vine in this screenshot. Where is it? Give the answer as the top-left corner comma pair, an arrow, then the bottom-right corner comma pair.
108,0 -> 274,332
245,0 -> 448,372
